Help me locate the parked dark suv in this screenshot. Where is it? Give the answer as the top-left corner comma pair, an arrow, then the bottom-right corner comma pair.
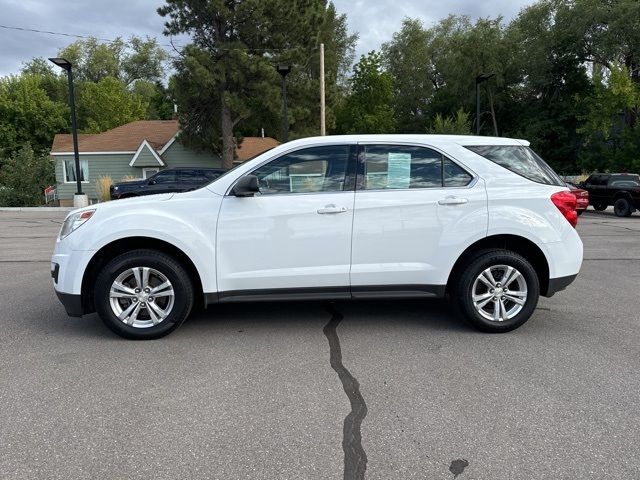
580,173 -> 640,217
110,167 -> 226,200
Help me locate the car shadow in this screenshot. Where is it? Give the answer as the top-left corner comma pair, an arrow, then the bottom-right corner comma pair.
184,298 -> 470,334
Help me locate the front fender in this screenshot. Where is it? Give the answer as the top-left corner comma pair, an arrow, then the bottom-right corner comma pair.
63,191 -> 221,293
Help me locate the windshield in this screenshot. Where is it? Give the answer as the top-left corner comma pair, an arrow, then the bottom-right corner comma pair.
466,145 -> 564,186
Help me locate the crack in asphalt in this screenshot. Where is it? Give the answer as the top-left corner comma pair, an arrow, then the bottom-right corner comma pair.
323,303 -> 368,480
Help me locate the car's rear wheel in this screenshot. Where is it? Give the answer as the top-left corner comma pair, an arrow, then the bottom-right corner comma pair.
452,249 -> 540,333
94,249 -> 194,340
613,198 -> 633,217
592,203 -> 607,211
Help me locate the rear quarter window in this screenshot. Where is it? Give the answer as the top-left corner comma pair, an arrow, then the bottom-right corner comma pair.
466,145 -> 564,186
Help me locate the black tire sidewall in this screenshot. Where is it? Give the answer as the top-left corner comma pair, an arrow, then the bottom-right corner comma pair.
614,198 -> 631,217
94,250 -> 194,340
454,250 -> 540,333
593,203 -> 607,211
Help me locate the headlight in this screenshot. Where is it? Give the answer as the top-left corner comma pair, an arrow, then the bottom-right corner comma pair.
113,186 -> 119,191
59,209 -> 95,239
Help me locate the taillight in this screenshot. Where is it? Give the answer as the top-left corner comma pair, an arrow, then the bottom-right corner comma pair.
551,191 -> 578,228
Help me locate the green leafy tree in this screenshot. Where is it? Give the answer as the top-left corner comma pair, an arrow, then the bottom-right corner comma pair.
382,19 -> 434,132
0,144 -> 55,206
58,36 -> 168,86
334,51 -> 396,134
428,109 -> 472,134
21,57 -> 68,103
78,77 -> 148,133
0,75 -> 68,158
132,80 -> 174,120
578,64 -> 640,172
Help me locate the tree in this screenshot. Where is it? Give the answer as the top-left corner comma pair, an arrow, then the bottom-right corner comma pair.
334,51 -> 396,134
0,144 -> 55,207
58,36 -> 168,86
578,64 -> 640,172
78,77 -> 148,133
132,80 -> 174,120
382,19 -> 434,132
428,109 -> 472,134
0,75 -> 68,158
158,0 -> 356,169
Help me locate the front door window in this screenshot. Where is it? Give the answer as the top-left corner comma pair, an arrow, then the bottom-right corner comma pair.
250,145 -> 350,194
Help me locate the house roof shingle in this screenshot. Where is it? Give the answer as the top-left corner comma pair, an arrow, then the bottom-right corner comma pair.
235,136 -> 280,161
50,120 -> 280,160
50,120 -> 179,153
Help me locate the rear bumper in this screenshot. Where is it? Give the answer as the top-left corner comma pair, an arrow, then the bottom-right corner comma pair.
55,290 -> 84,317
545,274 -> 578,297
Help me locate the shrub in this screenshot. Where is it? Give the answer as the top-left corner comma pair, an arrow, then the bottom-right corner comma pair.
0,144 -> 54,206
95,176 -> 113,202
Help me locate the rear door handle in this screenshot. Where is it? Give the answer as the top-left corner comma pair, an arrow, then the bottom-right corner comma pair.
438,196 -> 468,206
317,204 -> 348,214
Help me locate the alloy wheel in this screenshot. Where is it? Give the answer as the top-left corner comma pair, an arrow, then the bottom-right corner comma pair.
471,265 -> 528,322
109,267 -> 175,328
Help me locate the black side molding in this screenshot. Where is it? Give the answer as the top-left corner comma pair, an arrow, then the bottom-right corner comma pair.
55,291 -> 84,317
544,274 -> 578,297
206,284 -> 447,305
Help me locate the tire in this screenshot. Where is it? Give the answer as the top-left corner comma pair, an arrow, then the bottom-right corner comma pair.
452,249 -> 540,333
613,198 -> 632,217
94,249 -> 194,340
592,203 -> 607,211
576,209 -> 584,216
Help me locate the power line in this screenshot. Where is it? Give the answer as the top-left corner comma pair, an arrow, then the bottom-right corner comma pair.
0,23 -> 177,47
0,23 -> 303,52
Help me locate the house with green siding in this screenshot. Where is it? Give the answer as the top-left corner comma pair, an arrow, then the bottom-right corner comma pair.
50,120 -> 279,206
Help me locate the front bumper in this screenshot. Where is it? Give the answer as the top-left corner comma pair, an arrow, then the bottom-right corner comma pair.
52,237 -> 97,317
55,290 -> 84,317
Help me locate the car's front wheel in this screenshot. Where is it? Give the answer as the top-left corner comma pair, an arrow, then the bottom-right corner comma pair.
94,249 -> 194,340
453,249 -> 540,333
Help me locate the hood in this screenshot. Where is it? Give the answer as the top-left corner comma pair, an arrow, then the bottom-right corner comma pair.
69,193 -> 175,217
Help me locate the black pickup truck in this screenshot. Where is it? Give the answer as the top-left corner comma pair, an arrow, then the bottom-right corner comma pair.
110,167 -> 225,200
580,173 -> 640,217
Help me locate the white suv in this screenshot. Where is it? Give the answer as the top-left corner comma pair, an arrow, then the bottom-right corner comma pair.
52,135 -> 583,339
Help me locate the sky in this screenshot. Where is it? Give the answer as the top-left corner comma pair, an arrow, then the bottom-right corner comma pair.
0,0 -> 536,77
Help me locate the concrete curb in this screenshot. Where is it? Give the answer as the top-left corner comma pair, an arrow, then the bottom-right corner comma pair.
0,207 -> 75,212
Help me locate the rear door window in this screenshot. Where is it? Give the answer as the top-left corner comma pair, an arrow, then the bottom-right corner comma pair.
466,145 -> 563,186
608,175 -> 640,187
359,145 -> 473,190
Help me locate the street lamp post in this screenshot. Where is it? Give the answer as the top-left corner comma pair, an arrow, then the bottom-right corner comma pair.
276,64 -> 292,142
475,73 -> 496,135
49,57 -> 87,207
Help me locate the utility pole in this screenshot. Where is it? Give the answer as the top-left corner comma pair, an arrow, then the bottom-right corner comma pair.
320,43 -> 326,136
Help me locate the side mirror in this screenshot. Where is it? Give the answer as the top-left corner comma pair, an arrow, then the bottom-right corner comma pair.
232,175 -> 259,197
148,179 -> 157,185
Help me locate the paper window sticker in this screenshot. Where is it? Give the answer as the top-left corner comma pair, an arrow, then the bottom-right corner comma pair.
387,152 -> 412,188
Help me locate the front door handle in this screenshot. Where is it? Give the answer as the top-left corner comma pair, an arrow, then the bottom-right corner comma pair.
438,196 -> 468,206
317,204 -> 348,214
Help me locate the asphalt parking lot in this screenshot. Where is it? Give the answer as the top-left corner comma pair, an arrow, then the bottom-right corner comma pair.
1,209 -> 639,480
